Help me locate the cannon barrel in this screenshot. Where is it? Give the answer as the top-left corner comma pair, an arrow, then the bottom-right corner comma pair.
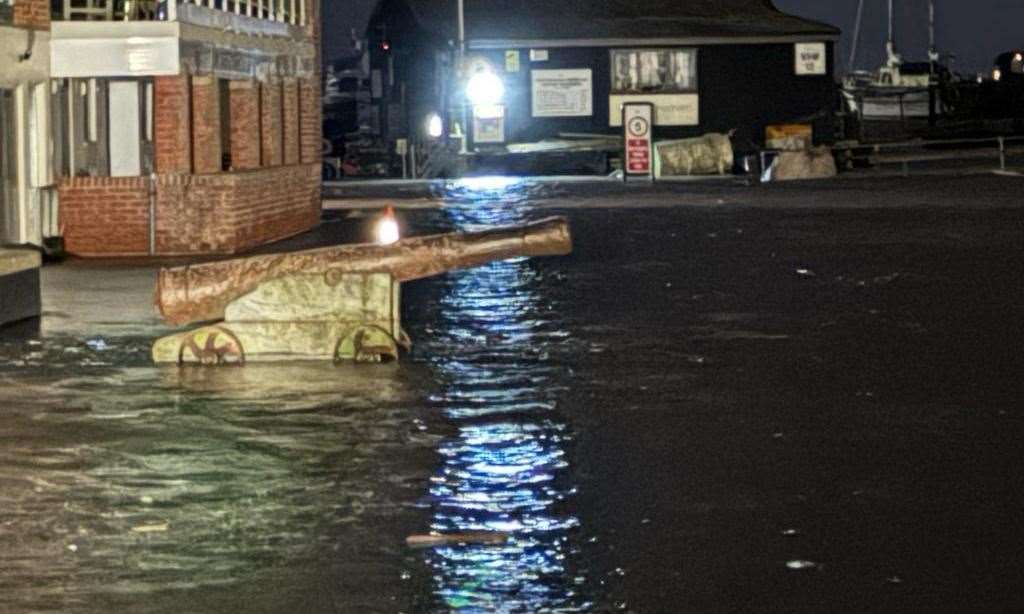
156,216 -> 572,326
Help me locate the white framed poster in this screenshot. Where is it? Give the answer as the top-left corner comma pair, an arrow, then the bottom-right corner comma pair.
609,94 -> 699,127
473,104 -> 506,143
795,42 -> 827,75
531,69 -> 593,117
611,48 -> 698,94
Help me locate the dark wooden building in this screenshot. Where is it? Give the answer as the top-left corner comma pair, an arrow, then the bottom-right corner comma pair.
369,0 -> 840,155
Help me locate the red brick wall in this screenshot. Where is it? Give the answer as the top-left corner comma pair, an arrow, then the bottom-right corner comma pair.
282,79 -> 300,166
229,80 -> 261,170
154,164 -> 320,255
60,165 -> 320,257
13,0 -> 50,30
154,74 -> 192,174
303,0 -> 320,51
191,76 -> 222,174
260,79 -> 283,166
298,75 -> 321,164
59,177 -> 151,256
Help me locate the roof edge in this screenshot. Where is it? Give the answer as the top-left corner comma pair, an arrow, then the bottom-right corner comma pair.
468,34 -> 840,50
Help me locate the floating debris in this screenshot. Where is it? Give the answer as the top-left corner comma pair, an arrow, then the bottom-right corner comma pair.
405,531 -> 510,548
786,560 -> 817,570
85,338 -> 111,351
781,529 -> 799,536
796,269 -> 815,277
131,522 -> 169,533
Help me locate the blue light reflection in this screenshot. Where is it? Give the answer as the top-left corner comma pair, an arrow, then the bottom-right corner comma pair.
420,194 -> 586,611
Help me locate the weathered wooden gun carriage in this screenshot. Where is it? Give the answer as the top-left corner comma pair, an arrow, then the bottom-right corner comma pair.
152,217 -> 572,365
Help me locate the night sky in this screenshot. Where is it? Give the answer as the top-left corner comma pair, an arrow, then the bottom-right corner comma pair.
323,1 -> 1022,76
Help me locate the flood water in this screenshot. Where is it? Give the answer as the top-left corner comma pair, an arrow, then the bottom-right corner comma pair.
2,179 -> 1024,612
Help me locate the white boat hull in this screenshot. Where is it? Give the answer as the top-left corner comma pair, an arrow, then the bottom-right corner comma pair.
844,88 -> 933,120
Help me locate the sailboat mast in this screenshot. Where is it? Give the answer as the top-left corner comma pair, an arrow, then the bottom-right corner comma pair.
888,0 -> 895,49
885,0 -> 900,66
928,0 -> 938,61
848,0 -> 865,73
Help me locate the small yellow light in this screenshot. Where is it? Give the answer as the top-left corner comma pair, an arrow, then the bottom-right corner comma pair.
993,68 -> 1002,82
375,207 -> 400,245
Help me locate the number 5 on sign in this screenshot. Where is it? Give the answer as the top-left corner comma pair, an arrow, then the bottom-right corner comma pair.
622,102 -> 654,182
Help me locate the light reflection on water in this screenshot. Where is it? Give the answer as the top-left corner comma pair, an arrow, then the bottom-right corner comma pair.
416,199 -> 586,610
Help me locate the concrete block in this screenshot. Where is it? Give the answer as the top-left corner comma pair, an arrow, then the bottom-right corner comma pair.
0,249 -> 42,328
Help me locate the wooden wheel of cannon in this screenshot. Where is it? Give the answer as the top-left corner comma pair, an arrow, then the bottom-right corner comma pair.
335,325 -> 399,364
178,326 -> 245,366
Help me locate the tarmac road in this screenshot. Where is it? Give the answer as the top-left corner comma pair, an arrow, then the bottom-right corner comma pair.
1,173 -> 1023,612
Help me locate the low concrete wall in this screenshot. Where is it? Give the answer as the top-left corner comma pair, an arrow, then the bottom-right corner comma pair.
0,248 -> 41,328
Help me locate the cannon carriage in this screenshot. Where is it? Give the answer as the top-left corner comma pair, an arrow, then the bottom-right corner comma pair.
152,217 -> 571,365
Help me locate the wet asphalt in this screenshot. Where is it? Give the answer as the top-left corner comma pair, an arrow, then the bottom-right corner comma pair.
1,174 -> 1023,612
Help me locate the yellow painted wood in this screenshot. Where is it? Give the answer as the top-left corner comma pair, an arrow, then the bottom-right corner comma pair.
225,272 -> 393,323
153,272 -> 407,364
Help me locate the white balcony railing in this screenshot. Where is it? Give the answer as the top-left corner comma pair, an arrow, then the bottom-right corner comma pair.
61,0 -> 306,27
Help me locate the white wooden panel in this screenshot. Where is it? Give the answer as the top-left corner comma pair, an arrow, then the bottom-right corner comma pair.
108,81 -> 142,177
51,37 -> 179,77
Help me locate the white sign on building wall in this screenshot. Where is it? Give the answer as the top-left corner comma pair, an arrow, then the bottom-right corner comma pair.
609,94 -> 699,127
795,42 -> 827,75
531,69 -> 593,117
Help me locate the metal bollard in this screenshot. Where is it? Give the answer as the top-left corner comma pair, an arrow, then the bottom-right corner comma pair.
998,137 -> 1006,171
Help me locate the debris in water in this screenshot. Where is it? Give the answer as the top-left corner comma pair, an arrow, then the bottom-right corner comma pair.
67,544 -> 78,552
786,560 -> 817,570
400,571 -> 411,580
796,269 -> 815,277
887,576 -> 903,584
85,338 -> 111,351
131,522 -> 169,533
405,531 -> 510,548
781,529 -> 799,536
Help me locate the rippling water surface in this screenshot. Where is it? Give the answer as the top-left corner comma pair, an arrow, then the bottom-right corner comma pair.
3,178 -> 1024,612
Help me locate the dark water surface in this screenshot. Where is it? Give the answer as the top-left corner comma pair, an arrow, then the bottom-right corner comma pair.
2,180 -> 1023,612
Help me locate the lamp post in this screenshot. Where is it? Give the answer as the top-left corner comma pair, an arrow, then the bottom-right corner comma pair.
457,0 -> 468,153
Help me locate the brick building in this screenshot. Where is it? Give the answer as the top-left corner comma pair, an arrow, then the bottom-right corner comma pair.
3,0 -> 322,257
1,0 -> 58,248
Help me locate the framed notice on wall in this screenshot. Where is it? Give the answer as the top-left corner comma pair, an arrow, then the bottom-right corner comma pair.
531,69 -> 593,117
795,42 -> 827,75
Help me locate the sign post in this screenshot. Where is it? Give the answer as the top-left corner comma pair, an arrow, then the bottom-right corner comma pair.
622,102 -> 654,182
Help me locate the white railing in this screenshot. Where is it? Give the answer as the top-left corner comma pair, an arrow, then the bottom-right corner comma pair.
834,135 -> 1024,175
176,0 -> 306,25
61,0 -> 306,26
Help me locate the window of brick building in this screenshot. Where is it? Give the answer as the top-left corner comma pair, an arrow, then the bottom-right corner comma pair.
67,77 -> 153,177
218,78 -> 231,171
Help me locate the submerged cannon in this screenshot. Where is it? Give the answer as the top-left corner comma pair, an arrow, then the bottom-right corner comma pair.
152,216 -> 572,365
